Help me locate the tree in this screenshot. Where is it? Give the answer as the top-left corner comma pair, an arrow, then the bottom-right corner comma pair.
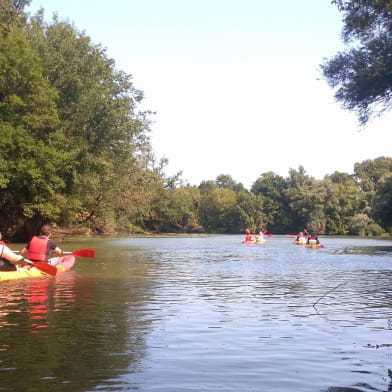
24,12 -> 154,234
353,156 -> 392,214
233,191 -> 265,233
322,172 -> 362,234
321,0 -> 392,124
354,156 -> 392,191
372,173 -> 392,232
147,185 -> 202,233
251,172 -> 291,233
0,27 -> 58,130
0,0 -> 29,36
284,166 -> 321,232
215,174 -> 246,192
348,212 -> 374,235
199,186 -> 237,233
0,4 -> 158,239
0,23 -> 67,239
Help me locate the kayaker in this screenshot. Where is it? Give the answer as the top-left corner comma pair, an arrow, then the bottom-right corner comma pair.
0,239 -> 25,271
244,228 -> 253,242
295,232 -> 306,241
21,224 -> 62,263
306,234 -> 320,245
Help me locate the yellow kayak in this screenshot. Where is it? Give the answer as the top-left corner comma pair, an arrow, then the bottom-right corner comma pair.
0,255 -> 75,281
242,238 -> 266,244
305,243 -> 323,248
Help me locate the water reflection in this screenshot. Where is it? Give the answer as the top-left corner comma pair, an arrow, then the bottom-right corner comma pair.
0,247 -> 157,392
26,278 -> 51,332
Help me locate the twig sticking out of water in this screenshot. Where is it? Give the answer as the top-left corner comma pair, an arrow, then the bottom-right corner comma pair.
313,282 -> 346,308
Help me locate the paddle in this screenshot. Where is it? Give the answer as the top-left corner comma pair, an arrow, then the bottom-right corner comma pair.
23,259 -> 57,276
11,251 -> 57,276
63,249 -> 95,258
15,248 -> 95,258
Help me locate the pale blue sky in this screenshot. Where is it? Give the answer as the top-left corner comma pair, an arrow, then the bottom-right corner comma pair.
27,1 -> 391,188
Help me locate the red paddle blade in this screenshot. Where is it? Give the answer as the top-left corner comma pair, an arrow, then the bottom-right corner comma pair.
30,261 -> 57,276
70,249 -> 95,258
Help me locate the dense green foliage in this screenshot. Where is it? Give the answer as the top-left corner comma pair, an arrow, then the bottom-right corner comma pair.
0,1 -> 391,240
322,0 -> 392,125
0,1 -> 158,240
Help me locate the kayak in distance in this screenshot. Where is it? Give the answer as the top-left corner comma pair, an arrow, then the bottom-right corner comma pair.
242,239 -> 266,244
305,243 -> 324,248
294,239 -> 307,245
0,255 -> 75,282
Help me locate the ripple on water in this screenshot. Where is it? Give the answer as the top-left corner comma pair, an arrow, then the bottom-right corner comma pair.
1,236 -> 392,392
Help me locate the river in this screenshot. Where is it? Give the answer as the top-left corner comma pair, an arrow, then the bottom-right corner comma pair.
1,235 -> 392,392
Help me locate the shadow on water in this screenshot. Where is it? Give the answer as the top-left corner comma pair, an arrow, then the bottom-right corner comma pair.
336,246 -> 392,256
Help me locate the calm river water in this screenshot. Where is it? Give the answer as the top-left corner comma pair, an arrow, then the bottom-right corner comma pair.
1,235 -> 392,392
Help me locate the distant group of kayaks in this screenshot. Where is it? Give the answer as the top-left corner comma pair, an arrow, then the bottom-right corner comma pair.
242,237 -> 267,245
295,239 -> 323,248
242,230 -> 324,248
292,231 -> 323,248
242,228 -> 268,244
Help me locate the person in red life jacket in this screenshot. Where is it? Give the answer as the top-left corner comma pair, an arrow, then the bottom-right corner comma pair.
21,224 -> 62,263
306,234 -> 320,245
0,233 -> 25,271
244,228 -> 254,242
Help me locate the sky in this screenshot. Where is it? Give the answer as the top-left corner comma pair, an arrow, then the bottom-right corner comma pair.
27,0 -> 391,189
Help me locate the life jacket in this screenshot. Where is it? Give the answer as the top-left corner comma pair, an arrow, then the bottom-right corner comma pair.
27,236 -> 49,262
308,236 -> 317,244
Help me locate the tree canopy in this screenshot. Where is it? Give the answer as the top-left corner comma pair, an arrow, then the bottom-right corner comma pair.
322,0 -> 392,124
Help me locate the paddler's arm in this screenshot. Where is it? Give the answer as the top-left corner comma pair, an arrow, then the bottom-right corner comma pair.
2,246 -> 25,264
20,247 -> 28,257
